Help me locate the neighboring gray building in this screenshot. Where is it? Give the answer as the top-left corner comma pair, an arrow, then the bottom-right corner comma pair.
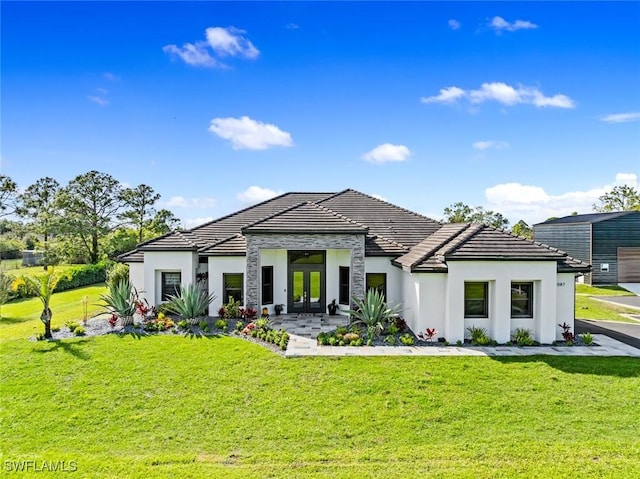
534,211 -> 640,284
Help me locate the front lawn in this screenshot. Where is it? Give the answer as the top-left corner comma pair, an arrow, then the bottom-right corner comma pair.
0,283 -> 108,341
576,283 -> 639,323
1,335 -> 639,478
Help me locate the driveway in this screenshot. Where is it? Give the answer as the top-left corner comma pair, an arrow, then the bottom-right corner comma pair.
591,295 -> 640,309
575,319 -> 640,349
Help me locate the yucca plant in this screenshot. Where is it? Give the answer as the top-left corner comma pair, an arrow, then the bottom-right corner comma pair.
100,278 -> 138,326
13,267 -> 60,338
166,284 -> 216,325
348,288 -> 402,343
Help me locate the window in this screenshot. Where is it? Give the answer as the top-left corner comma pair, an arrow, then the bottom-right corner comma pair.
161,272 -> 181,301
511,282 -> 533,318
261,266 -> 273,305
339,266 -> 350,305
464,282 -> 488,318
366,273 -> 387,299
223,273 -> 244,304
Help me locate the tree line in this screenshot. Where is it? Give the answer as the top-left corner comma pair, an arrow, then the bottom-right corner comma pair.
438,184 -> 640,239
0,171 -> 180,265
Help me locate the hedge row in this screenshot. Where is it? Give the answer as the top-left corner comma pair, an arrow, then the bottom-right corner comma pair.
12,262 -> 108,299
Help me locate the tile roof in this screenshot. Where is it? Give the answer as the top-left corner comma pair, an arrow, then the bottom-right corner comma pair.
118,189 -> 590,273
242,201 -> 368,234
117,249 -> 144,263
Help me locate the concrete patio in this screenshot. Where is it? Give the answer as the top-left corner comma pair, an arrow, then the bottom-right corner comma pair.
284,333 -> 640,358
270,313 -> 349,339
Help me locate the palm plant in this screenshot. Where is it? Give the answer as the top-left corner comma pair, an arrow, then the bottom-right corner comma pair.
101,278 -> 138,326
166,284 -> 216,325
14,268 -> 60,338
348,288 -> 402,344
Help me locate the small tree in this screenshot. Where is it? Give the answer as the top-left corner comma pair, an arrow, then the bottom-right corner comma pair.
14,268 -> 60,338
0,271 -> 14,318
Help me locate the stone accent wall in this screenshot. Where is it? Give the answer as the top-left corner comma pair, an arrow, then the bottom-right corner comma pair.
245,233 -> 365,309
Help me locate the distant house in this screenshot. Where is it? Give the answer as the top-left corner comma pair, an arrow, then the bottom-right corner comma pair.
120,189 -> 589,343
534,211 -> 640,284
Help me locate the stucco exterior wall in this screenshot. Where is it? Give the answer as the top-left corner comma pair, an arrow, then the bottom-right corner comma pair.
446,261 -> 558,344
401,272 -> 447,337
127,262 -> 145,300
364,257 -> 402,305
208,256 -> 246,315
143,251 -> 197,306
556,272 -> 576,340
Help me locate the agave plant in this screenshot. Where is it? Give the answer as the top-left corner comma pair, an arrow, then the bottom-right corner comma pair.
348,288 -> 402,342
101,278 -> 138,326
166,284 -> 216,325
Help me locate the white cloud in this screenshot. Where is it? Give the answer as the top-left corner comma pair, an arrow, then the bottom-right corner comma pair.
472,140 -> 509,151
490,16 -> 538,32
163,42 -> 218,67
448,19 -> 461,30
104,72 -> 119,81
362,143 -> 411,165
484,173 -> 638,224
421,86 -> 465,104
165,196 -> 217,209
237,186 -> 284,204
422,82 -> 575,109
183,217 -> 214,229
285,23 -> 300,30
205,27 -> 259,59
163,26 -> 259,68
600,112 -> 640,124
371,193 -> 388,202
87,95 -> 108,106
209,116 -> 294,150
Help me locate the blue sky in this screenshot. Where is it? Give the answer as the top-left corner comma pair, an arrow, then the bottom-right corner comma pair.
2,1 -> 639,228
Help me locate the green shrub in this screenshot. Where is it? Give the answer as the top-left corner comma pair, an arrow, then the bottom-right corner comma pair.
336,326 -> 348,335
467,326 -> 491,346
513,328 -> 534,346
385,335 -> 397,346
74,326 -> 86,336
176,320 -> 189,330
399,333 -> 414,346
51,326 -> 61,333
581,332 -> 594,346
155,303 -> 172,315
222,296 -> 241,319
199,319 -> 209,330
66,321 -> 79,332
235,320 -> 244,331
106,262 -> 129,289
387,323 -> 400,335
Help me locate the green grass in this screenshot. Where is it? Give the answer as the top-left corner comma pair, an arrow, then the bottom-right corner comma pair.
576,284 -> 635,296
2,263 -> 81,279
0,258 -> 23,271
0,283 -> 108,341
576,283 -> 639,323
0,335 -> 638,478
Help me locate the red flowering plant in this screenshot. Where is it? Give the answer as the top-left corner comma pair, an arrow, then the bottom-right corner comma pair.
558,322 -> 575,343
244,307 -> 258,320
417,327 -> 438,342
108,314 -> 118,328
241,323 -> 256,335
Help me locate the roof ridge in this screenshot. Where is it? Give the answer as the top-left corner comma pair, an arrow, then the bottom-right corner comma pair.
240,201 -> 308,230
174,230 -> 200,248
319,188 -> 442,225
435,223 -> 483,258
368,232 -> 409,250
198,233 -> 243,252
189,191 -> 336,232
311,201 -> 369,229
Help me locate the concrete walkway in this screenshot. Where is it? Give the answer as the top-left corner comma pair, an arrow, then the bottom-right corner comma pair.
285,333 -> 640,358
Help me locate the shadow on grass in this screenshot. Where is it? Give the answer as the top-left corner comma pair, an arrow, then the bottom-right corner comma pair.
490,355 -> 640,378
0,315 -> 33,325
184,331 -> 221,340
33,338 -> 92,360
